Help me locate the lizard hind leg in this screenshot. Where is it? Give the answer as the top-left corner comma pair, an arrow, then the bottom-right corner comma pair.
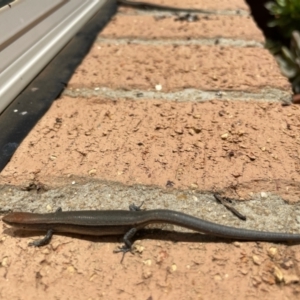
114,227 -> 138,263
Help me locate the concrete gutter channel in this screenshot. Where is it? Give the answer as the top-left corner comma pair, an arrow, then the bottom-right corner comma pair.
1,0 -> 300,297
0,0 -> 117,170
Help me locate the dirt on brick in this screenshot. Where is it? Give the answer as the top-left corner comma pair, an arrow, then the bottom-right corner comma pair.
101,14 -> 264,42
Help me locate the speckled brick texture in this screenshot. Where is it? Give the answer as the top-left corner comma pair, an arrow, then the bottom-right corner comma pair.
101,14 -> 264,41
68,44 -> 289,92
3,96 -> 300,202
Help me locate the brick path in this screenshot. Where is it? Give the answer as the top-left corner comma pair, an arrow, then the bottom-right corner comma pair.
1,1 -> 300,299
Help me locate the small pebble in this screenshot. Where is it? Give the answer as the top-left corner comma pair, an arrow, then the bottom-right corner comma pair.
260,192 -> 268,199
221,133 -> 229,139
267,247 -> 278,258
252,255 -> 261,265
155,84 -> 162,91
273,266 -> 283,282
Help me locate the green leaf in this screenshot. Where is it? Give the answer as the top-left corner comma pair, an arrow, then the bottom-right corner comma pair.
267,20 -> 278,28
282,46 -> 295,63
265,2 -> 276,11
277,0 -> 286,8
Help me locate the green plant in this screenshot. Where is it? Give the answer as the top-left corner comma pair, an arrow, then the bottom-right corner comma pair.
266,0 -> 300,39
276,31 -> 300,93
265,0 -> 300,96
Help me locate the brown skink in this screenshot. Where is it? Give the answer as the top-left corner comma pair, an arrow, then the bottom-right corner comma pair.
3,206 -> 300,253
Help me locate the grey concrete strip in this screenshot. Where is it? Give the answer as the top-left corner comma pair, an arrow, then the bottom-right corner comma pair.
1,180 -> 300,234
63,87 -> 292,104
96,37 -> 264,48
